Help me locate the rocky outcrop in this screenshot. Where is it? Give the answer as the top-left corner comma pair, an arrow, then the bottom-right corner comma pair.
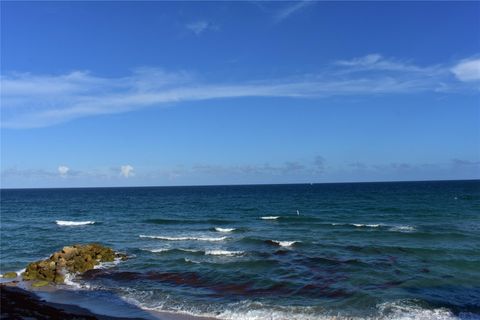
22,244 -> 126,284
1,272 -> 18,279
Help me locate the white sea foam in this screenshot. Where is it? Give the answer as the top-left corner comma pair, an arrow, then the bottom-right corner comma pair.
184,258 -> 200,264
352,223 -> 381,228
261,216 -> 279,220
214,227 -> 235,232
63,272 -> 83,289
389,225 -> 416,233
332,223 -> 381,228
143,248 -> 170,253
139,235 -> 227,242
271,240 -> 299,247
377,300 -> 459,320
56,220 -> 95,226
118,293 -> 466,320
142,248 -> 201,254
93,256 -> 123,269
205,250 -> 244,256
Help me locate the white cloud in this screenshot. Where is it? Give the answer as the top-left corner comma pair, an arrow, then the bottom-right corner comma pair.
1,55 -> 478,129
120,165 -> 134,178
451,58 -> 480,82
186,20 -> 217,35
335,54 -> 440,74
275,1 -> 312,23
58,165 -> 70,177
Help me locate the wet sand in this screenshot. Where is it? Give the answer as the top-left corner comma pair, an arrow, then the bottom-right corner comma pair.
1,282 -> 218,320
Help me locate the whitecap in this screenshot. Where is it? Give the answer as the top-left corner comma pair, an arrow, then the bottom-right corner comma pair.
141,248 -> 201,254
139,235 -> 227,242
352,223 -> 381,228
142,248 -> 170,253
205,250 -> 244,256
184,258 -> 200,264
56,220 -> 95,226
214,227 -> 235,232
271,240 -> 299,247
331,223 -> 382,228
261,216 -> 279,220
389,225 -> 416,233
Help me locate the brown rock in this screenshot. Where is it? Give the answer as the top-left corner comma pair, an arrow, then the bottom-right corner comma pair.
22,243 -> 125,284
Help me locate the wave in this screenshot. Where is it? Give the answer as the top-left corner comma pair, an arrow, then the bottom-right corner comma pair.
139,235 -> 227,242
114,284 -> 470,320
127,298 -> 466,320
376,300 -> 460,320
268,240 -> 300,247
261,216 -> 279,220
144,218 -> 233,225
63,272 -> 85,289
389,225 -> 416,233
214,227 -> 236,233
331,223 -> 381,228
205,250 -> 244,256
142,248 -> 243,257
141,248 -> 202,254
183,258 -> 200,264
56,220 -> 95,226
353,223 -> 381,228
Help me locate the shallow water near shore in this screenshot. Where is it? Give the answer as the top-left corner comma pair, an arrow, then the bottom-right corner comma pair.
1,181 -> 480,319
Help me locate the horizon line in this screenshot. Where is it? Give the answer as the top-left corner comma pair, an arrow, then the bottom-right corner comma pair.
1,178 -> 478,191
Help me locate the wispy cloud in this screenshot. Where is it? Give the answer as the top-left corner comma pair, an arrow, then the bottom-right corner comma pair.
274,1 -> 312,23
3,156 -> 479,187
1,54 -> 478,129
186,20 -> 218,35
335,54 -> 436,73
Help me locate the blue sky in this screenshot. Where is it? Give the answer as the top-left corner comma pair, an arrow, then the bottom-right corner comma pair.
1,1 -> 479,188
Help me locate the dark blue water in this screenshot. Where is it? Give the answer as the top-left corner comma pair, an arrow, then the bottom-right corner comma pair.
1,181 -> 479,319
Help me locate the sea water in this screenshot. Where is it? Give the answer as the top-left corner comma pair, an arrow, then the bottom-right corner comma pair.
1,180 -> 479,319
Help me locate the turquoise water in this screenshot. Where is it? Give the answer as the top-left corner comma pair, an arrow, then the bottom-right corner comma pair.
1,180 -> 479,319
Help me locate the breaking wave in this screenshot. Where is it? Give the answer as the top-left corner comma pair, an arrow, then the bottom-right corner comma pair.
56,220 -> 95,226
205,250 -> 244,256
267,240 -> 300,247
214,227 -> 236,233
139,235 -> 227,242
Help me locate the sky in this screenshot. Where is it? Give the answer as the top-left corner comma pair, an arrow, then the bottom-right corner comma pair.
1,1 -> 479,188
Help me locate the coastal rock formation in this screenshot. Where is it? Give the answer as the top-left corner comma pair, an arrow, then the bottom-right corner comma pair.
22,243 -> 126,284
2,272 -> 18,279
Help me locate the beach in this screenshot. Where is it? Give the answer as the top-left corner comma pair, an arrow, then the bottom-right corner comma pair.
1,281 -> 216,320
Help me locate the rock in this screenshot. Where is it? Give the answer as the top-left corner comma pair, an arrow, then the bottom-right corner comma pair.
31,280 -> 49,287
2,272 -> 18,279
22,243 -> 125,284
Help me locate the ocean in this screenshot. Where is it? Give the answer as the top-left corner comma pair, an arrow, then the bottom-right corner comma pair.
1,180 -> 479,319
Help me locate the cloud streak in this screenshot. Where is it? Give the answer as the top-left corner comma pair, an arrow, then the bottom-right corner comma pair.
186,20 -> 218,35
274,1 -> 312,23
1,54 -> 478,128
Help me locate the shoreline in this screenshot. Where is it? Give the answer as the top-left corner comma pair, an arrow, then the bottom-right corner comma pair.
1,281 -> 218,320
